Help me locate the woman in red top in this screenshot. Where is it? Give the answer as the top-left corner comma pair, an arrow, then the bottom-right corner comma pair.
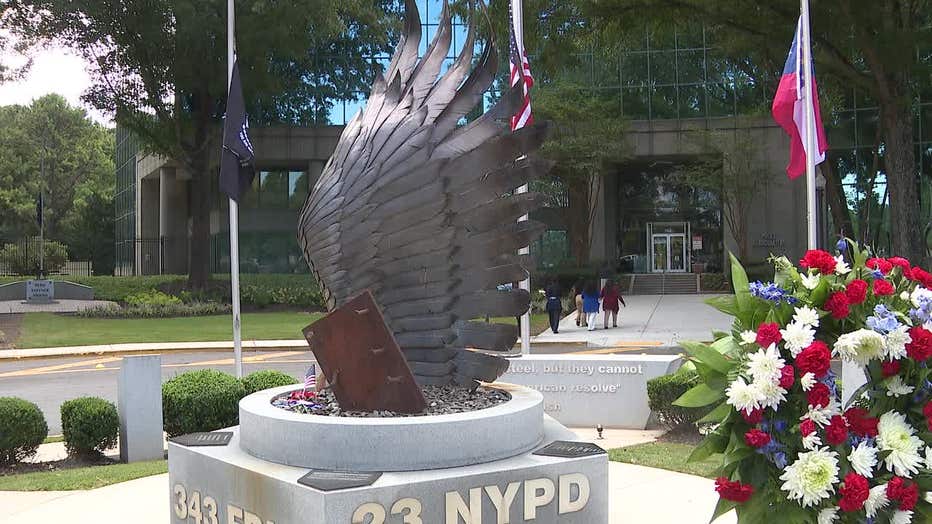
600,279 -> 625,328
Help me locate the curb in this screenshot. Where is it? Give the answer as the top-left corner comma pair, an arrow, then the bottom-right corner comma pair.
0,340 -> 311,361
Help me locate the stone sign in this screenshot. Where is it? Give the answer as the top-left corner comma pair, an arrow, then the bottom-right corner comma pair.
499,354 -> 682,429
25,279 -> 53,302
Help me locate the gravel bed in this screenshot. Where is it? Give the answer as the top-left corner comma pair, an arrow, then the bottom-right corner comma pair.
272,385 -> 511,417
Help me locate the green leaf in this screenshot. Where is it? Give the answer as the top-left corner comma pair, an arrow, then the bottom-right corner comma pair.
730,253 -> 751,313
697,401 -> 732,424
674,383 -> 725,408
709,497 -> 736,523
688,430 -> 728,463
681,340 -> 734,375
706,294 -> 739,316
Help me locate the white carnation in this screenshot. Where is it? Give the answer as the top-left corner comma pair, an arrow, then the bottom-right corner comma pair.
793,306 -> 821,327
885,375 -> 915,397
817,507 -> 838,524
884,325 -> 912,361
739,330 -> 758,346
801,272 -> 821,290
800,372 -> 817,392
901,291 -> 912,301
779,448 -> 839,507
756,380 -> 788,410
848,441 -> 878,478
725,377 -> 765,414
781,321 -> 816,356
833,329 -> 885,365
865,484 -> 889,518
891,510 -> 913,524
834,255 -> 851,275
877,411 -> 924,477
746,344 -> 785,383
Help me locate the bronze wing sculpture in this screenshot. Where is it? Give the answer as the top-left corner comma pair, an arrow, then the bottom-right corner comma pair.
298,0 -> 551,386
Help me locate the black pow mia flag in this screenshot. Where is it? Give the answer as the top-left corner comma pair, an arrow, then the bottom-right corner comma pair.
36,192 -> 43,227
219,59 -> 256,202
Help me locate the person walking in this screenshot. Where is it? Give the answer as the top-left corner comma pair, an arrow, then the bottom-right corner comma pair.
544,279 -> 562,334
600,279 -> 626,328
582,280 -> 600,331
574,280 -> 587,327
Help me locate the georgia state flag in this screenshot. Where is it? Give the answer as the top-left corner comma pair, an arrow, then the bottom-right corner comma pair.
771,18 -> 828,179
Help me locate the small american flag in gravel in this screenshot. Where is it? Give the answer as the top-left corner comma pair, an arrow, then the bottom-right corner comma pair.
304,364 -> 316,391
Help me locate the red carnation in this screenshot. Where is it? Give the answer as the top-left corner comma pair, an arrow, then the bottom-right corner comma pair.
888,257 -> 911,273
838,473 -> 870,512
881,360 -> 901,377
744,429 -> 771,449
823,291 -> 851,319
906,326 -> 932,361
807,383 -> 831,408
924,401 -> 932,419
825,414 -> 849,446
844,407 -> 879,438
867,257 -> 893,274
872,279 -> 895,296
887,477 -> 919,511
910,267 -> 932,288
800,249 -> 838,275
845,279 -> 868,305
715,477 -> 754,503
741,408 -> 764,425
779,365 -> 795,390
799,418 -> 816,436
795,342 -> 831,378
755,322 -> 783,348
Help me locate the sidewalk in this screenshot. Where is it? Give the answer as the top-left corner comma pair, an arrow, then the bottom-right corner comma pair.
535,294 -> 732,348
0,465 -> 735,523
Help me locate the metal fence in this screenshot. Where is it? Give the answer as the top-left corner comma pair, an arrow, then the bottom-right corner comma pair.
115,238 -> 164,276
0,238 -> 94,277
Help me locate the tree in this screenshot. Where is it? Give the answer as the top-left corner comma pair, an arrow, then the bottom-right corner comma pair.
584,0 -> 931,263
0,94 -> 113,250
677,130 -> 775,264
533,83 -> 629,264
6,1 -> 398,288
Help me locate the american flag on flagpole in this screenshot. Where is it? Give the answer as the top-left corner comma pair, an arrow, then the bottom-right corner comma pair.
509,0 -> 533,131
304,364 -> 316,392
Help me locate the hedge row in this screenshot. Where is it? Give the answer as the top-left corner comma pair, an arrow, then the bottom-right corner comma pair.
646,369 -> 714,430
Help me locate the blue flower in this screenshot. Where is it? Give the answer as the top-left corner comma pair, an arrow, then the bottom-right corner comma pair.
836,239 -> 848,253
773,451 -> 787,470
867,304 -> 902,334
871,269 -> 886,279
749,281 -> 797,305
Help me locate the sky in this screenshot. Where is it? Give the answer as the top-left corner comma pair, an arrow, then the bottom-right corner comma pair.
0,43 -> 110,126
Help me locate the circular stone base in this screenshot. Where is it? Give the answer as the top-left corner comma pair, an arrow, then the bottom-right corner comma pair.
238,383 -> 543,472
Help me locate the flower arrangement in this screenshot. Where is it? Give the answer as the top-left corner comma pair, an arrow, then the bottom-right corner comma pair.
677,242 -> 932,523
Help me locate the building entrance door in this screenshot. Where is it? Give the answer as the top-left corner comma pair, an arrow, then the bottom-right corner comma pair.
651,233 -> 687,273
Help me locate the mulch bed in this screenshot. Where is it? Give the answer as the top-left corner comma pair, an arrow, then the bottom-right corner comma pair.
0,454 -> 115,476
273,385 -> 511,418
656,426 -> 704,446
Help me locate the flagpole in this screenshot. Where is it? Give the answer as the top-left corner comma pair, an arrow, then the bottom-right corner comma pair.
227,0 -> 243,378
514,0 -> 531,355
801,0 -> 818,250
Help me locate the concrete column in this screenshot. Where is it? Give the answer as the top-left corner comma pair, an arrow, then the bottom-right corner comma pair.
119,355 -> 164,463
159,168 -> 189,274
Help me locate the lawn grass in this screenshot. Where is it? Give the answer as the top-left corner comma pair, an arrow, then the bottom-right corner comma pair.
42,435 -> 64,444
488,314 -> 551,336
0,460 -> 167,491
608,442 -> 719,479
15,311 -> 324,348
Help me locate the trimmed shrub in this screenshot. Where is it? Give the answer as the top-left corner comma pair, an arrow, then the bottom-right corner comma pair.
60,397 -> 119,457
0,397 -> 48,464
647,370 -> 713,431
75,301 -> 231,319
125,289 -> 182,306
241,370 -> 298,395
162,370 -> 246,437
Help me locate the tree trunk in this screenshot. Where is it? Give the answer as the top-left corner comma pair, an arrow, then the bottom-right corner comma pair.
880,95 -> 924,264
187,149 -> 211,290
819,161 -> 853,241
565,176 -> 591,266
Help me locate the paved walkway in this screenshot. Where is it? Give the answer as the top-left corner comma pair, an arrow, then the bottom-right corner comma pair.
535,294 -> 732,348
0,464 -> 735,524
0,299 -> 117,314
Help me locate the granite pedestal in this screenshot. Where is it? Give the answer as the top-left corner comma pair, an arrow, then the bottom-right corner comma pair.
168,385 -> 608,523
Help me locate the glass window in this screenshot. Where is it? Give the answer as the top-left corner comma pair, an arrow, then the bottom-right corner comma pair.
621,87 -> 650,119
650,85 -> 677,119
676,50 -> 705,84
289,171 -> 309,208
259,171 -> 288,209
620,52 -> 649,87
677,85 -> 705,118
706,83 -> 735,117
649,51 -> 676,85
